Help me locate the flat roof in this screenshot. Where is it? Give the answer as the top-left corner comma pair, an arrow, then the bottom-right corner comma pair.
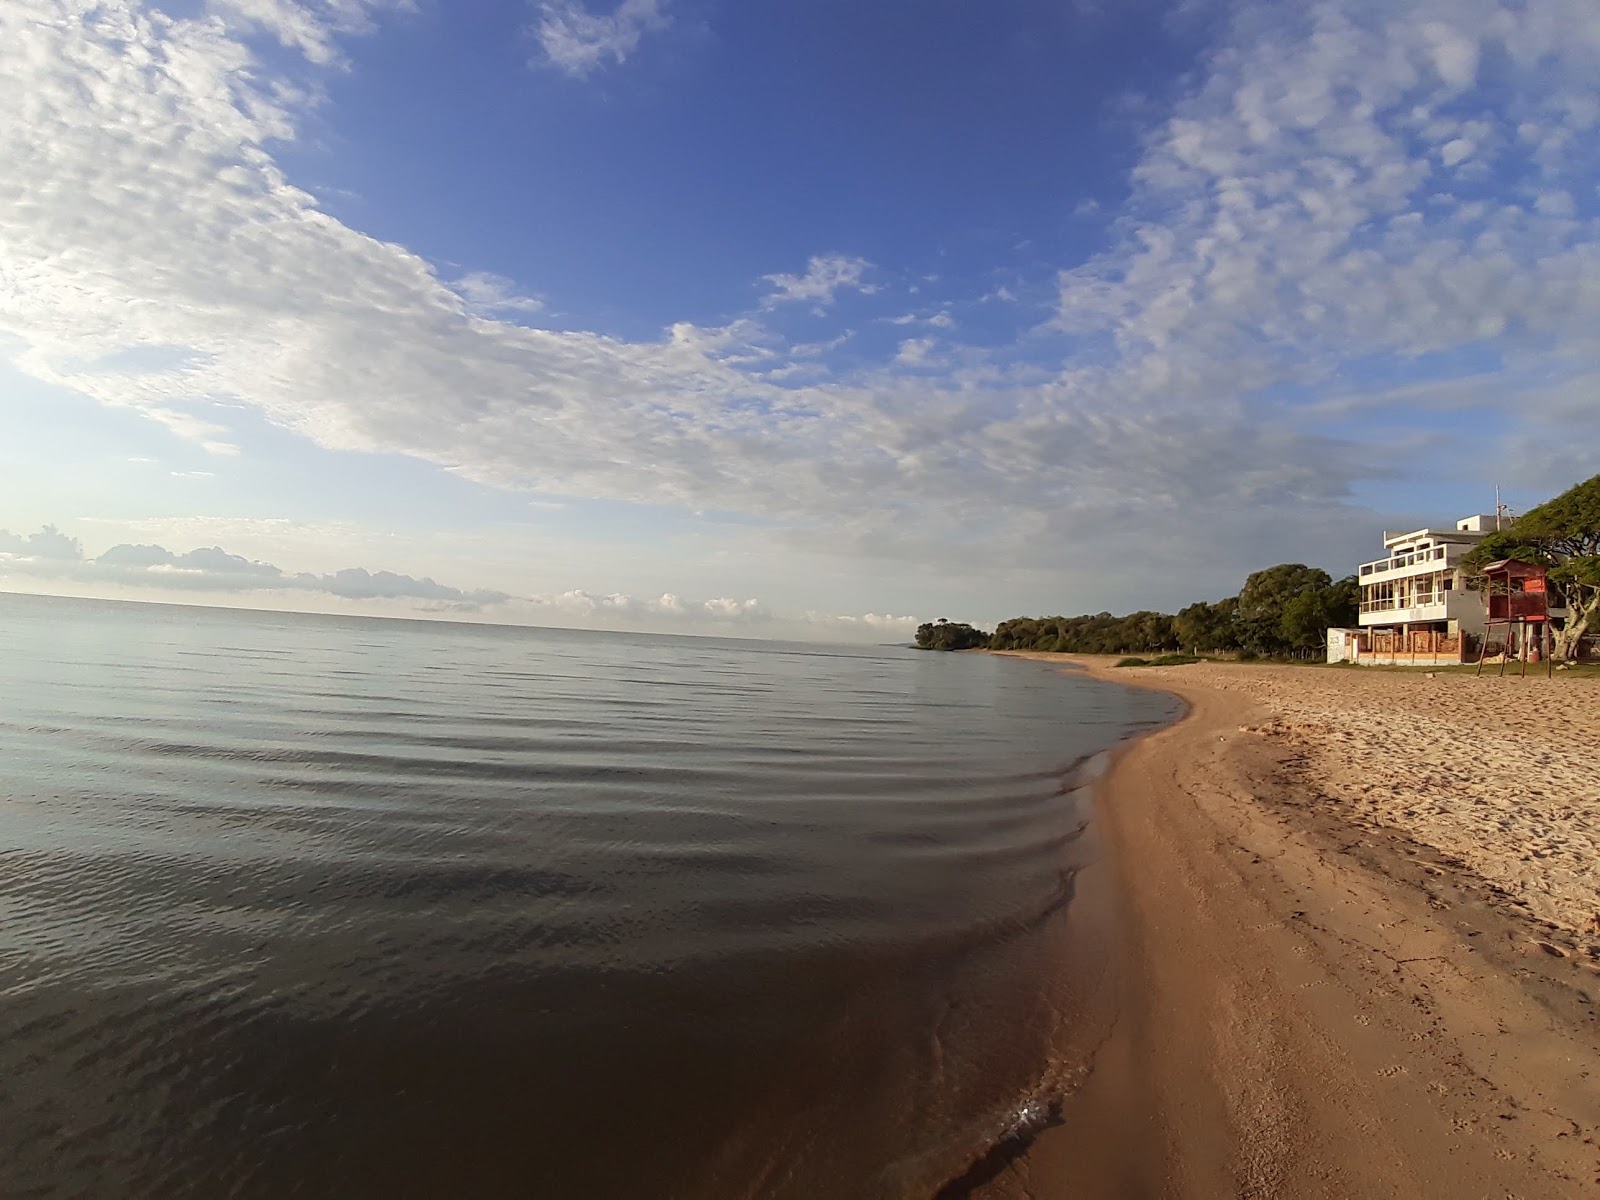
1381,526 -> 1488,546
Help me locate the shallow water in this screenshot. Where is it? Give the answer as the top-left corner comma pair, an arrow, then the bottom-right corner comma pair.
0,593 -> 1179,1199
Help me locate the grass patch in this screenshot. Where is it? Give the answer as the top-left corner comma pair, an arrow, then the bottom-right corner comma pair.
1114,653 -> 1202,668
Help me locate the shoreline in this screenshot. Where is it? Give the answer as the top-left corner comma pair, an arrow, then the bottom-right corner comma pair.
972,653 -> 1600,1199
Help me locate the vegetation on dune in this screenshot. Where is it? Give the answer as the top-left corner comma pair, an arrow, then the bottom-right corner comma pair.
1463,472 -> 1600,660
989,564 -> 1359,658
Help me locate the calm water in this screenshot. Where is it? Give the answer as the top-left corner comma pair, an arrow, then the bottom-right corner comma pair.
0,593 -> 1179,1199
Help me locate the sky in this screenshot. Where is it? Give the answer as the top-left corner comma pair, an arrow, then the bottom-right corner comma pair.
2,0 -> 1599,640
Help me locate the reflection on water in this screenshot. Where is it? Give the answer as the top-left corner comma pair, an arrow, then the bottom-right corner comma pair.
0,593 -> 1178,1199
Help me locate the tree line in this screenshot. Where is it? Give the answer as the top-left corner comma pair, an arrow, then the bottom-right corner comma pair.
987,563 -> 1359,657
915,563 -> 1357,655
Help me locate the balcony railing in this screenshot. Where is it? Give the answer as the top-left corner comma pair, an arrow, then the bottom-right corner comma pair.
1360,595 -> 1443,614
1358,546 -> 1447,576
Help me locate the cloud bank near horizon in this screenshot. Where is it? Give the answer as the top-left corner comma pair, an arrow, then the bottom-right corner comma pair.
0,526 -> 921,637
0,525 -> 509,609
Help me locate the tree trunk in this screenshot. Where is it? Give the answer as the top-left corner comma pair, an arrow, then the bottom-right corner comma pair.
1555,593 -> 1597,659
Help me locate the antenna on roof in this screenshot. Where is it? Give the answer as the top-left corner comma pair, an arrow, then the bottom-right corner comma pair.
1493,485 -> 1515,531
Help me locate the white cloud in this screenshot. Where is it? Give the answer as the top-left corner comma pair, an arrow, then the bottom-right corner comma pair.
789,331 -> 854,358
532,0 -> 670,78
1053,0 -> 1600,434
206,0 -> 393,66
818,611 -> 919,631
893,338 -> 937,367
1534,190 -> 1576,218
701,596 -> 763,619
0,525 -> 82,561
1419,20 -> 1480,90
521,589 -> 766,624
760,254 -> 876,309
887,310 -> 956,329
2,0 -> 1599,618
453,272 -> 544,315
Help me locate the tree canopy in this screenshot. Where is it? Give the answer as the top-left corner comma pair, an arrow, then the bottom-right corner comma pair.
1464,472 -> 1600,657
914,619 -> 991,651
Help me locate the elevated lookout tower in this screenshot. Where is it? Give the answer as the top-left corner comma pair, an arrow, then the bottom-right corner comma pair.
1476,559 -> 1551,677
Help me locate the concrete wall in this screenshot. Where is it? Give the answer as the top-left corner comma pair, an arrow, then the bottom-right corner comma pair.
1327,627 -> 1359,664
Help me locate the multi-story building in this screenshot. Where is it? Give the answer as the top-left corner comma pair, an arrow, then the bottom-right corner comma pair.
1328,511 -> 1575,664
1355,514 -> 1501,643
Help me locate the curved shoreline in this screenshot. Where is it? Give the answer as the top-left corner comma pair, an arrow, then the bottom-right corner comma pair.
972,652 -> 1600,1199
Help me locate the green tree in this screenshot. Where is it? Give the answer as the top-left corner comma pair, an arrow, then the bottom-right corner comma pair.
1237,563 -> 1333,621
1323,575 -> 1359,628
914,618 -> 991,651
1278,574 -> 1359,652
1174,598 -> 1239,652
1465,473 -> 1600,659
1236,564 -> 1333,654
1124,610 -> 1178,653
1279,590 -> 1331,651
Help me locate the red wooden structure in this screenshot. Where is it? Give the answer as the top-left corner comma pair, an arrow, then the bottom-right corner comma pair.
1476,559 -> 1552,677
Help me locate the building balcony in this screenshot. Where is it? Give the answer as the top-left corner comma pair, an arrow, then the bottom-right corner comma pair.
1358,596 -> 1449,625
1358,546 -> 1449,577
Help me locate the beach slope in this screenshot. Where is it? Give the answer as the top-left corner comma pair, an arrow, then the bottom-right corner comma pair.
978,657 -> 1600,1199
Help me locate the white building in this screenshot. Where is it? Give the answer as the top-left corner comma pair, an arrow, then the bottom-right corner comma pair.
1357,514 -> 1501,639
1328,514 -> 1501,664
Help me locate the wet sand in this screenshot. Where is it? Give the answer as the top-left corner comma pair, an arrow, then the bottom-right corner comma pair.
978,655 -> 1600,1199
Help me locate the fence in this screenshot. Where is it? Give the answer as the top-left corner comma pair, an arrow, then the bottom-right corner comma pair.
1368,629 -> 1460,656
1359,628 -> 1465,665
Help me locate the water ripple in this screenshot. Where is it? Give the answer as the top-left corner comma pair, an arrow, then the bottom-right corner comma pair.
0,593 -> 1181,1200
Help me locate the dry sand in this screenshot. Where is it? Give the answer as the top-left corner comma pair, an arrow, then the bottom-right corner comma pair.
1202,663 -> 1600,936
971,655 -> 1600,1200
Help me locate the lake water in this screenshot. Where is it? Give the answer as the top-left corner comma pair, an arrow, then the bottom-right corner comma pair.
0,593 -> 1179,1199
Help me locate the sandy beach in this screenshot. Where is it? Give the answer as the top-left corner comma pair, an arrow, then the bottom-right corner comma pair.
975,655 -> 1600,1199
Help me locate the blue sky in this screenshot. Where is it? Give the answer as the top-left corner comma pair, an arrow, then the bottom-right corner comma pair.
2,0 -> 1598,638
